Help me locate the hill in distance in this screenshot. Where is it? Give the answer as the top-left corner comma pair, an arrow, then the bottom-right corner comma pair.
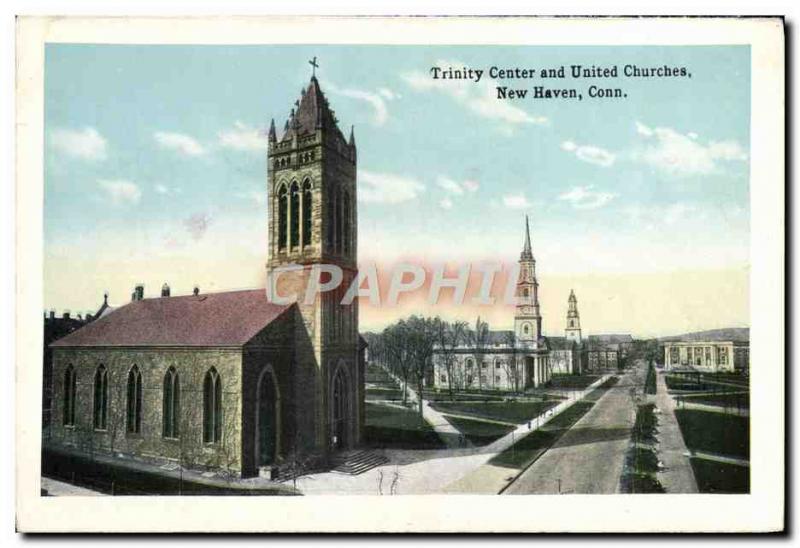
658,327 -> 749,343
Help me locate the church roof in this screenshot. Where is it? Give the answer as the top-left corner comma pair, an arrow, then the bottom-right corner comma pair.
51,289 -> 292,348
280,77 -> 346,145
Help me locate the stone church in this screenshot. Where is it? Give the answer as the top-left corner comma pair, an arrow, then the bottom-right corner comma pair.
48,74 -> 364,478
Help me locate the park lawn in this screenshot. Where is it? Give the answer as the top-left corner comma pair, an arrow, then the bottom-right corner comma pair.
489,401 -> 594,469
690,458 -> 750,493
364,403 -> 446,449
431,400 -> 558,424
665,375 -> 741,392
686,392 -> 749,410
548,374 -> 601,390
365,387 -> 404,401
421,390 -> 505,402
675,409 -> 749,459
443,416 -> 515,447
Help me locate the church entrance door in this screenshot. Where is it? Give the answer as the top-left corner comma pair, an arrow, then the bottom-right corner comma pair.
331,367 -> 349,451
256,369 -> 279,467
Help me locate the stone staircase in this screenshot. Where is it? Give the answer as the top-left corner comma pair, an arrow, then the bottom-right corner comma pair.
330,450 -> 389,475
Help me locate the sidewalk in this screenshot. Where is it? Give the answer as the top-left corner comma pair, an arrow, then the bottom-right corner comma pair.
655,371 -> 699,493
442,374 -> 612,494
41,477 -> 106,496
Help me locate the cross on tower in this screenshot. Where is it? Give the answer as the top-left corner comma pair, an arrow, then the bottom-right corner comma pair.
309,56 -> 319,77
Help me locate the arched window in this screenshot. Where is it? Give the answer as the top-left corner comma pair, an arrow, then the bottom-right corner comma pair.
289,182 -> 300,248
523,324 -> 530,335
302,180 -> 312,247
162,367 -> 180,439
278,184 -> 288,250
465,358 -> 474,369
93,365 -> 108,430
126,365 -> 143,434
343,190 -> 351,255
203,368 -> 222,443
63,365 -> 76,426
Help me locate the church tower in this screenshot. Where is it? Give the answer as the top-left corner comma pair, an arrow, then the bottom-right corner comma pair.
514,215 -> 542,344
266,65 -> 360,456
565,289 -> 582,344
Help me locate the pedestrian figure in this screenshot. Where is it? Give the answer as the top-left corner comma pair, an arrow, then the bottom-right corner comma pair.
390,468 -> 400,495
377,470 -> 384,495
527,420 -> 531,430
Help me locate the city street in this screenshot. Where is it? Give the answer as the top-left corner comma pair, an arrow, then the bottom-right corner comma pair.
504,369 -> 638,494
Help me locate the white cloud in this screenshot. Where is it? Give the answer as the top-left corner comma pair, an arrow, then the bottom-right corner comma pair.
402,60 -> 548,129
557,185 -> 616,210
155,184 -> 169,194
359,170 -> 425,204
560,140 -> 616,167
439,197 -> 454,210
633,121 -> 748,176
49,127 -> 107,161
324,81 -> 396,126
234,189 -> 267,205
218,121 -> 268,151
436,175 -> 479,195
98,179 -> 141,205
502,193 -> 532,210
154,131 -> 206,156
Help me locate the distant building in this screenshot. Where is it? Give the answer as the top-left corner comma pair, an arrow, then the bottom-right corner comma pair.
663,340 -> 749,374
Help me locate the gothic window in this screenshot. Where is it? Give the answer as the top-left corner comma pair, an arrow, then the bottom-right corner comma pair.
203,368 -> 222,443
126,365 -> 143,434
290,182 -> 300,248
570,320 -> 575,327
302,179 -> 312,247
162,367 -> 180,439
522,288 -> 529,297
523,324 -> 530,335
63,365 -> 76,426
465,358 -> 473,370
343,190 -> 351,255
93,365 -> 108,430
278,184 -> 287,250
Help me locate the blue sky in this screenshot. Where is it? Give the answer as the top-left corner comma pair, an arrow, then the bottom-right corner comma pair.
43,44 -> 751,335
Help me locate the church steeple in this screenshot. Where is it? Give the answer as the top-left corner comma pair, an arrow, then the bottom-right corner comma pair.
514,215 -> 542,344
565,289 -> 582,344
521,214 -> 533,260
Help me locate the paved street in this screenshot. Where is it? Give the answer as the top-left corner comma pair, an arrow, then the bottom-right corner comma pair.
504,370 -> 637,495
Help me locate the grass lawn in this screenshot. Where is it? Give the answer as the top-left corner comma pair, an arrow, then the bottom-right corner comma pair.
431,400 -> 558,424
690,458 -> 750,493
548,374 -> 601,390
685,392 -> 749,410
675,409 -> 749,459
364,403 -> 446,449
421,390 -> 505,402
443,416 -> 515,446
365,387 -> 404,401
489,401 -> 594,469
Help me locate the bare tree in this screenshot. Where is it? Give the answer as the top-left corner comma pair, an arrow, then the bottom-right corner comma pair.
503,331 -> 522,394
405,316 -> 439,416
468,317 -> 490,392
435,319 -> 467,401
383,321 -> 412,406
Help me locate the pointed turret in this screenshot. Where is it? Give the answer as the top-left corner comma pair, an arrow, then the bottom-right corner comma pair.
569,288 -> 576,302
268,118 -> 277,143
349,125 -> 356,147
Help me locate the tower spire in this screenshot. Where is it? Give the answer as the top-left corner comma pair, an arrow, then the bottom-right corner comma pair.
521,214 -> 533,260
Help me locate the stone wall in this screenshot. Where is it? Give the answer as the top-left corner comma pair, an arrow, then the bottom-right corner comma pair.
49,346 -> 244,474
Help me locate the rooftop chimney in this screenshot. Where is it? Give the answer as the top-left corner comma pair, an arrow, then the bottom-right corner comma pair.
49,309 -> 55,320
133,284 -> 144,301
193,285 -> 200,296
161,283 -> 171,297
63,310 -> 71,320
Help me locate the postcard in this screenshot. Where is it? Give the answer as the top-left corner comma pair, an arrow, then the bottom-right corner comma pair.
15,15 -> 784,532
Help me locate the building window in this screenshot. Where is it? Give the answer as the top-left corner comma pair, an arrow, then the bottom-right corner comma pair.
481,361 -> 487,369
302,179 -> 312,247
203,368 -> 222,443
465,358 -> 473,370
523,324 -> 529,335
278,184 -> 287,250
289,182 -> 300,248
126,365 -> 143,434
334,191 -> 342,253
440,374 -> 446,383
495,376 -> 501,383
162,367 -> 180,439
63,365 -> 77,427
326,191 -> 335,251
93,365 -> 108,430
495,359 -> 502,369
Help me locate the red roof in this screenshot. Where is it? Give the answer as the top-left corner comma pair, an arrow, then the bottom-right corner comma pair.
51,289 -> 292,348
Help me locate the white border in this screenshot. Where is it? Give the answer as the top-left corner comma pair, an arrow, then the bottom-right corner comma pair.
14,16 -> 784,533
